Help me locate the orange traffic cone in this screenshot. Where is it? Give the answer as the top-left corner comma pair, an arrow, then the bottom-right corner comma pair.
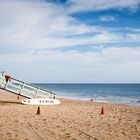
36,106 -> 40,115
17,95 -> 19,100
101,106 -> 104,115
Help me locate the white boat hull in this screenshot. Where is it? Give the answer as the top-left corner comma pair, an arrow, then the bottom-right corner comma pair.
22,98 -> 60,105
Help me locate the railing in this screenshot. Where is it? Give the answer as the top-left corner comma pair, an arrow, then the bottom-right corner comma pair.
5,78 -> 54,99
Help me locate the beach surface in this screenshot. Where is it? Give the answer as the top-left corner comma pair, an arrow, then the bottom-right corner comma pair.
0,89 -> 140,140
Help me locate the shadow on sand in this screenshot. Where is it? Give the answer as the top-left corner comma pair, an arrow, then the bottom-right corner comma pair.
0,100 -> 22,105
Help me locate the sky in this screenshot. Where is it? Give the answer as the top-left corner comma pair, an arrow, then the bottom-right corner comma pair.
0,0 -> 140,83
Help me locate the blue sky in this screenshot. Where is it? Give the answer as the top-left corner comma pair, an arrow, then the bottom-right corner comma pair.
0,0 -> 140,83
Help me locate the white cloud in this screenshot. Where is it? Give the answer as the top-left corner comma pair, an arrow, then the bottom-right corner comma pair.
126,33 -> 140,41
69,0 -> 140,12
0,0 -> 140,52
0,47 -> 140,82
0,0 -> 140,82
99,15 -> 115,21
0,0 -> 103,50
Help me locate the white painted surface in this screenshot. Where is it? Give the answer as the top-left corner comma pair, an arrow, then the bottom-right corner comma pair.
21,98 -> 60,105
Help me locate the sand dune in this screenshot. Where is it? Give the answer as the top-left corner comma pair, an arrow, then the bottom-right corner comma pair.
0,89 -> 140,140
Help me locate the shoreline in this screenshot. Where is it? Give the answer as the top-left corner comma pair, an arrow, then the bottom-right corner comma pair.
0,89 -> 140,140
57,96 -> 140,107
34,83 -> 140,107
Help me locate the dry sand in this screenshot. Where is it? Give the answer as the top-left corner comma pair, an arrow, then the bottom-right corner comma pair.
0,89 -> 140,140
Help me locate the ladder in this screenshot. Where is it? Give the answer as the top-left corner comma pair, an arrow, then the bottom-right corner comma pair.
0,71 -> 55,99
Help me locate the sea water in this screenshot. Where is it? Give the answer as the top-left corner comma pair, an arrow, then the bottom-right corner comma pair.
34,83 -> 140,106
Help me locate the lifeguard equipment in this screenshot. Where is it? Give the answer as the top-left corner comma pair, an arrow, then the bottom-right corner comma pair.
22,98 -> 60,105
0,71 -> 6,88
0,71 -> 60,105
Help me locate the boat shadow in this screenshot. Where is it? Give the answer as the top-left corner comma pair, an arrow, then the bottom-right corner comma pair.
0,100 -> 22,105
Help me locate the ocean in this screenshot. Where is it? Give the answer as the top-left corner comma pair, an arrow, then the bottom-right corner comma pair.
34,83 -> 140,106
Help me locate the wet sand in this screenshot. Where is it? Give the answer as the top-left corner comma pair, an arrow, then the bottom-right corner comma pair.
0,89 -> 140,140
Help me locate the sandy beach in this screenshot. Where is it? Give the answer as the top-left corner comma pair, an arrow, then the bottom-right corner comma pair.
0,89 -> 140,140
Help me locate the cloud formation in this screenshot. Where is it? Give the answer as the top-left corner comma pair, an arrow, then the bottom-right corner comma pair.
0,0 -> 140,82
99,15 -> 115,21
69,0 -> 140,12
0,0 -> 140,51
1,46 -> 140,82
